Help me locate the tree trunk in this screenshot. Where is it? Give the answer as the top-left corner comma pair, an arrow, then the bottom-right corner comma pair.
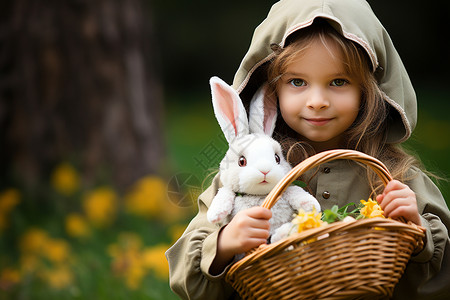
0,0 -> 164,190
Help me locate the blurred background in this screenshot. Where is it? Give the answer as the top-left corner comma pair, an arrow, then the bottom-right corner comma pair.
0,0 -> 448,299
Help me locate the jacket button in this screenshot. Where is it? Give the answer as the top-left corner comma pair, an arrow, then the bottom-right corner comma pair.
322,191 -> 330,199
323,167 -> 331,173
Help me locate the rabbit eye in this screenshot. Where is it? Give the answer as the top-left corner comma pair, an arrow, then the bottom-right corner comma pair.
275,154 -> 281,164
238,156 -> 247,167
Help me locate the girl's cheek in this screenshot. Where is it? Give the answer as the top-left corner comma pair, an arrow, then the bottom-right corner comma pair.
279,101 -> 294,119
278,94 -> 297,111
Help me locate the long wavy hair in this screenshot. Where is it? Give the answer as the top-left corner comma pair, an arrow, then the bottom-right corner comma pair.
266,19 -> 421,193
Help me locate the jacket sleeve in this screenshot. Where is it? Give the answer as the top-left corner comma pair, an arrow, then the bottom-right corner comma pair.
393,168 -> 450,299
165,176 -> 238,300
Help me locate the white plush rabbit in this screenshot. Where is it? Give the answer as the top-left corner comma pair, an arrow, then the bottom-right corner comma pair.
206,76 -> 320,242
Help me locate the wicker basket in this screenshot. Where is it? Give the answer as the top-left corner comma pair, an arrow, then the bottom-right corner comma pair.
225,149 -> 425,300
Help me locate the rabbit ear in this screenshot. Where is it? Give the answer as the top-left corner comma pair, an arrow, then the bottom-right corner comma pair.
210,76 -> 249,143
249,84 -> 278,136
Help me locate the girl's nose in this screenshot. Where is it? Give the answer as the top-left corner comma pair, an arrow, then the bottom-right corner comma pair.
306,88 -> 329,110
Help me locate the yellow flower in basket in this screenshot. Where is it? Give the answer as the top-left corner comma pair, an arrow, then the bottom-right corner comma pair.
360,198 -> 385,219
292,208 -> 325,233
276,200 -> 385,243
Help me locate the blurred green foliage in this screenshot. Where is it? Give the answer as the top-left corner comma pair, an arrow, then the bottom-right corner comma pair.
406,88 -> 450,204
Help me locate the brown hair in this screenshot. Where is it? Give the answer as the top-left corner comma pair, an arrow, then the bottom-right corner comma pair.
266,19 -> 421,193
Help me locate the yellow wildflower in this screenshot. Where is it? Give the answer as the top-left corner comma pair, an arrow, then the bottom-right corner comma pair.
43,238 -> 71,264
65,213 -> 90,238
83,187 -> 117,227
51,163 -> 80,196
124,176 -> 167,218
40,265 -> 74,289
19,228 -> 49,254
125,175 -> 194,223
109,232 -> 146,290
124,254 -> 146,290
18,229 -> 76,291
141,244 -> 170,280
0,189 -> 20,214
292,208 -> 325,233
360,198 -> 385,219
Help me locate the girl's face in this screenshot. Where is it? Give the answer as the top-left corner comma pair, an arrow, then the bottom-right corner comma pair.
278,38 -> 361,152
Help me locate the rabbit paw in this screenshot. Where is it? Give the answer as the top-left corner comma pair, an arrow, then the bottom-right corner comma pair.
285,185 -> 321,212
270,222 -> 293,243
207,187 -> 235,224
207,208 -> 230,224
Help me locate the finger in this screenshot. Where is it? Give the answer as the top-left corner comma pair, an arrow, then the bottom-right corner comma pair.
247,227 -> 271,239
246,218 -> 271,231
378,189 -> 412,210
232,214 -> 270,231
246,207 -> 272,220
382,180 -> 407,195
243,238 -> 268,251
376,194 -> 384,205
386,205 -> 411,219
382,197 -> 411,217
385,204 -> 420,225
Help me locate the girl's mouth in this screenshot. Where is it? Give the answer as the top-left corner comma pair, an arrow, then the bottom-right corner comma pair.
305,118 -> 333,126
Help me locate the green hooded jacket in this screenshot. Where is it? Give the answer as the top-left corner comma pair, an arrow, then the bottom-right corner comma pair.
166,1 -> 450,299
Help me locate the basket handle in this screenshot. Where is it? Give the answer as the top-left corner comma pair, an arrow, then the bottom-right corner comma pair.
262,149 -> 393,209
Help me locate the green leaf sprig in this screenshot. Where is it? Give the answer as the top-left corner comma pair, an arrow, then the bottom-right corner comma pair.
321,203 -> 363,224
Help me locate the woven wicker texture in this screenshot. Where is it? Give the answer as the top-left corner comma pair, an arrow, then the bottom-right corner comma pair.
225,150 -> 425,300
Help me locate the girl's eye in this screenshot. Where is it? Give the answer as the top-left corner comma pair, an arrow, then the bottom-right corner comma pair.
289,79 -> 305,87
275,154 -> 281,164
238,156 -> 247,167
331,79 -> 348,87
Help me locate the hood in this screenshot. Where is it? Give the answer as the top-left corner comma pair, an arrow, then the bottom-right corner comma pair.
232,0 -> 416,144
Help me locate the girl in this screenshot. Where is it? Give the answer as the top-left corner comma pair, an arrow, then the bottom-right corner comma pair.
166,0 -> 450,299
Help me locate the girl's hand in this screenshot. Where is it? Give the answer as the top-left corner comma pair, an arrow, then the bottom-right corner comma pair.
210,207 -> 271,275
376,180 -> 421,225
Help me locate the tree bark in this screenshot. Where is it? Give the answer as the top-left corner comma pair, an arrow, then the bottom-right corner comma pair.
0,0 -> 164,190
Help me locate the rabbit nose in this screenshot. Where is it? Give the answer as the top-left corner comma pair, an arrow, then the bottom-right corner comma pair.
258,161 -> 272,175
